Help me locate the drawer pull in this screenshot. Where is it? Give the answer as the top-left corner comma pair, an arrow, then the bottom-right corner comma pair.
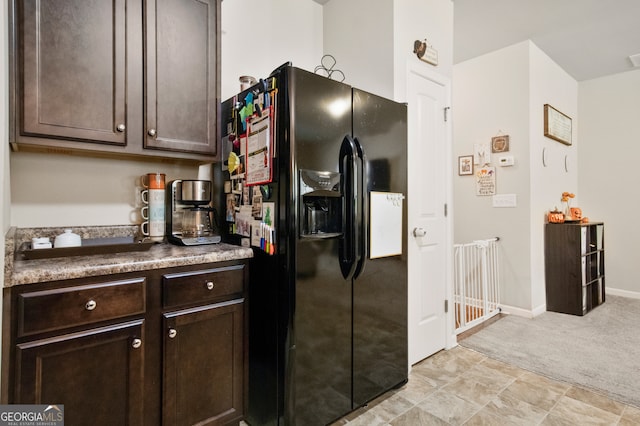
132,338 -> 142,349
85,300 -> 97,311
168,328 -> 177,339
206,281 -> 215,290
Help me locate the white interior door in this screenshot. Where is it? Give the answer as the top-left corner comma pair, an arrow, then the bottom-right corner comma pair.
407,64 -> 450,365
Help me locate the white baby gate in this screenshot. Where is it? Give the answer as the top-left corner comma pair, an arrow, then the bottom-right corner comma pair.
453,237 -> 501,334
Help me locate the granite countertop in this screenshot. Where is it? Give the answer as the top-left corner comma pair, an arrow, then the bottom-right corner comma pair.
4,225 -> 253,287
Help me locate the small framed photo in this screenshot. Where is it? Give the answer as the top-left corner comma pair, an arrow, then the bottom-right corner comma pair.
458,155 -> 474,176
491,135 -> 510,153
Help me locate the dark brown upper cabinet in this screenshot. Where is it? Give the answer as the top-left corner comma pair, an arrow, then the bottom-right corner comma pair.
9,0 -> 221,162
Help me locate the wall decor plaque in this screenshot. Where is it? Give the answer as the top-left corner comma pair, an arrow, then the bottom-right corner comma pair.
475,166 -> 496,196
491,135 -> 510,153
544,104 -> 572,145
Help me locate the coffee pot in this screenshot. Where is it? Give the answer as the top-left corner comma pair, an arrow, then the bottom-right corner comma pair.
166,180 -> 221,245
181,207 -> 214,237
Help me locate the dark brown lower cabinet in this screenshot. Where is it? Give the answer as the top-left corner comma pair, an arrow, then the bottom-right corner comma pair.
545,222 -> 605,315
15,321 -> 144,426
2,260 -> 248,426
163,300 -> 244,425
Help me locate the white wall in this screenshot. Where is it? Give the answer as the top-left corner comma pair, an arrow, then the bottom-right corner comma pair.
393,0 -> 454,92
321,0 -> 453,101
221,0 -> 455,107
453,41 -> 578,312
579,69 -> 640,296
528,43 -> 578,310
323,0 -> 395,98
453,42 -> 531,309
10,153 -> 201,227
220,0 -> 323,100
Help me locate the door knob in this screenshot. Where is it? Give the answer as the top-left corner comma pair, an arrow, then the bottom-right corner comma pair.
168,328 -> 177,339
116,123 -> 126,132
131,338 -> 142,349
148,128 -> 156,137
413,227 -> 426,237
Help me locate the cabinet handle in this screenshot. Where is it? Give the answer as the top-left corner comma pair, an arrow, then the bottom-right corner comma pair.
132,338 -> 142,349
148,128 -> 157,137
168,328 -> 177,339
206,281 -> 214,290
116,123 -> 126,132
85,300 -> 97,311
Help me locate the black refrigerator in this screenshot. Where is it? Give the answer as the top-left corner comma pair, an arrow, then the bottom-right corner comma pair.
218,64 -> 407,425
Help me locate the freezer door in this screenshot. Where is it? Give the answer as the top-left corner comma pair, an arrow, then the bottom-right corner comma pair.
288,68 -> 353,425
352,89 -> 408,407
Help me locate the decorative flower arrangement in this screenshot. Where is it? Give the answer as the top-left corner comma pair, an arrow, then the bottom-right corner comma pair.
561,192 -> 575,216
548,192 -> 588,223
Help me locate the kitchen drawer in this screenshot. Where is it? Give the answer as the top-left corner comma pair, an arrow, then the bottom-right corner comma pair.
162,265 -> 245,309
17,278 -> 146,338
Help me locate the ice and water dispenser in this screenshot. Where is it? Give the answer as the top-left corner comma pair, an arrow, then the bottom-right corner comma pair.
300,170 -> 342,237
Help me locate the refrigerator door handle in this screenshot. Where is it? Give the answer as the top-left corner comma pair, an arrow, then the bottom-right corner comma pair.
339,135 -> 358,280
353,137 -> 367,279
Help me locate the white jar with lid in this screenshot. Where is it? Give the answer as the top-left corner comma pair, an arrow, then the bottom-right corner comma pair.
54,229 -> 82,248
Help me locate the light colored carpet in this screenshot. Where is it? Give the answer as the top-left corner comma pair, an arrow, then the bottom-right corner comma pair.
460,295 -> 640,408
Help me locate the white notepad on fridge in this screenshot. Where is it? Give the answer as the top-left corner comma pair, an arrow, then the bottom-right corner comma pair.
369,191 -> 404,259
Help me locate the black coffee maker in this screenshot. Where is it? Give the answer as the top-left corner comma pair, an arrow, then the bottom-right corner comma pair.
166,180 -> 221,245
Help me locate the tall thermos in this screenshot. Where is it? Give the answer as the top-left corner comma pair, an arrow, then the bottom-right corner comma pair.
141,172 -> 166,241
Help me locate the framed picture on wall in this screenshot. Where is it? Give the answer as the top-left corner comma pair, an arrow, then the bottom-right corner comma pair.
544,104 -> 572,145
458,155 -> 474,176
491,135 -> 510,153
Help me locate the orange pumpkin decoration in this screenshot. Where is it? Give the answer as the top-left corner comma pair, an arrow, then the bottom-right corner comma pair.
548,210 -> 565,223
569,207 -> 582,220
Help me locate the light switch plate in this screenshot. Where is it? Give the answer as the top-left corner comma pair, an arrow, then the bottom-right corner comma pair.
492,194 -> 517,208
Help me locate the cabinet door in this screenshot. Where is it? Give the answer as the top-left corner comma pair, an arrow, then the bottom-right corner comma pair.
18,0 -> 128,145
163,299 -> 244,426
15,320 -> 144,426
145,0 -> 220,156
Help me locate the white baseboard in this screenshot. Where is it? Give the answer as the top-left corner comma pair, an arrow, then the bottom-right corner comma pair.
446,333 -> 458,350
498,290 -> 640,318
531,303 -> 547,317
606,287 -> 640,299
498,304 -> 534,318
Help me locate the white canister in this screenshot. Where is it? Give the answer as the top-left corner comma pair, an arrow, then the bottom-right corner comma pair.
54,229 -> 82,248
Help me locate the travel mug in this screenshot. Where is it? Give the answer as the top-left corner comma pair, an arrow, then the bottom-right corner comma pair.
141,173 -> 166,241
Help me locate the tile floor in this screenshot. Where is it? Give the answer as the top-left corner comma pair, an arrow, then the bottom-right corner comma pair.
331,345 -> 640,425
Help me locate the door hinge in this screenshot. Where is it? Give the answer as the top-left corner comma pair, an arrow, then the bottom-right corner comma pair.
444,299 -> 449,313
444,203 -> 448,217
444,106 -> 450,122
